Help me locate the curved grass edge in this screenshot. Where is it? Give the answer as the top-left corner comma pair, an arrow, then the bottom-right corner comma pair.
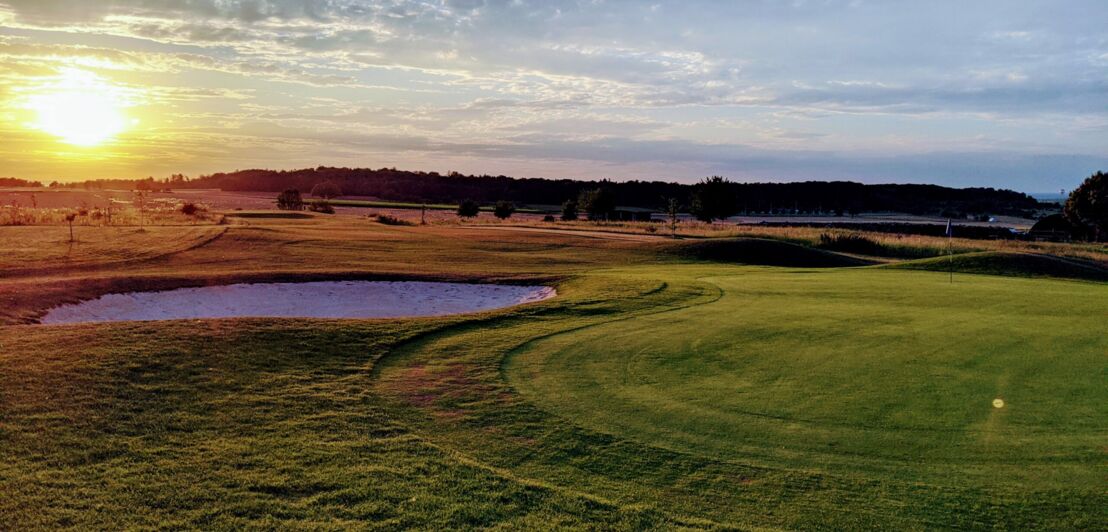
371,270 -> 1107,530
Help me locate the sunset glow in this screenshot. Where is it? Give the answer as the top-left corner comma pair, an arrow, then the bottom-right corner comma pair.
0,1 -> 1105,188
23,68 -> 134,147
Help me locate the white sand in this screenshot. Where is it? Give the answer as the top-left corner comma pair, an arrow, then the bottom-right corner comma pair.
40,281 -> 556,324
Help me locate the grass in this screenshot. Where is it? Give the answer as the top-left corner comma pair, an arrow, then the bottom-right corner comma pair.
891,251 -> 1108,282
505,268 -> 1106,490
483,219 -> 1108,264
0,225 -> 227,276
1,213 -> 1105,529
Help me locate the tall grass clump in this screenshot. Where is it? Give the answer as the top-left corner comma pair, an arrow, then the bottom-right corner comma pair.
374,214 -> 415,226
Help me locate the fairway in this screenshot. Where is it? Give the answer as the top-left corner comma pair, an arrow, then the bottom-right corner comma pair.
508,267 -> 1107,489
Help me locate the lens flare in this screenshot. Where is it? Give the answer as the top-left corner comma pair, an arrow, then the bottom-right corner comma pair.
24,68 -> 134,147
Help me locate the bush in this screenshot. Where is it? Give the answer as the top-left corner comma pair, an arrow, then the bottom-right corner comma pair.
543,215 -> 556,222
276,189 -> 303,210
457,199 -> 480,218
308,200 -> 335,214
179,202 -> 203,217
493,200 -> 515,220
375,214 -> 413,226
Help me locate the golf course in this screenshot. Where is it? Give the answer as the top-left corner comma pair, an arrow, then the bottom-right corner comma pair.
1,214 -> 1105,529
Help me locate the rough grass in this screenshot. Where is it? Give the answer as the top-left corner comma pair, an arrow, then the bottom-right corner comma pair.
890,251 -> 1108,282
485,219 -> 1108,264
0,320 -> 680,529
1,213 -> 1105,529
672,237 -> 875,267
0,225 -> 227,277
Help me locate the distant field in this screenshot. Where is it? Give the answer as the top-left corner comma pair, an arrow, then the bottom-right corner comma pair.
1,213 -> 1104,528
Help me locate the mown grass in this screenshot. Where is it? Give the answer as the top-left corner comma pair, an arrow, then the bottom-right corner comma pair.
2,213 -> 1105,529
374,269 -> 1106,529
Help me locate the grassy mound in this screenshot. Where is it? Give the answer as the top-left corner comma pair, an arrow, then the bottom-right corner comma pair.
892,251 -> 1108,282
672,237 -> 875,267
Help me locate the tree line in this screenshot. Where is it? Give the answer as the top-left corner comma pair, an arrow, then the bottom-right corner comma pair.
169,166 -> 1046,219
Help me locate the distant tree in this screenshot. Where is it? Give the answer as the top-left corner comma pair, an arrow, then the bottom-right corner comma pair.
310,180 -> 343,199
276,189 -> 304,210
560,200 -> 578,221
493,200 -> 515,220
134,190 -> 147,228
64,212 -> 77,242
689,176 -> 737,222
1064,171 -> 1108,241
457,199 -> 480,219
664,197 -> 680,238
578,188 -> 616,220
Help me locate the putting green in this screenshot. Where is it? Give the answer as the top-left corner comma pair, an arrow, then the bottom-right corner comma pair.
507,267 -> 1108,489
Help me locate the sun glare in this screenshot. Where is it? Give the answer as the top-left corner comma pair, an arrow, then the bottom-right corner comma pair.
24,68 -> 135,147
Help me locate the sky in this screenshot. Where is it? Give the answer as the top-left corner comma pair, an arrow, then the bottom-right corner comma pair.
0,1 -> 1105,191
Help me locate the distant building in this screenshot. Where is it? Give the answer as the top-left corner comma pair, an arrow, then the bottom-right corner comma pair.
610,206 -> 656,221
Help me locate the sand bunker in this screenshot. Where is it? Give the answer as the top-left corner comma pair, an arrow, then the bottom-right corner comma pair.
40,281 -> 556,324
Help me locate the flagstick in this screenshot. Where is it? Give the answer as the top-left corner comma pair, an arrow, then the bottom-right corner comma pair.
948,220 -> 953,284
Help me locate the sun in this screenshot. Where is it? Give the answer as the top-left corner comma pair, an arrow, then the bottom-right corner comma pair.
24,68 -> 135,147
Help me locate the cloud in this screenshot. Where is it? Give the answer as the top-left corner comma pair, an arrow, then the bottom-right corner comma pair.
0,0 -> 1105,189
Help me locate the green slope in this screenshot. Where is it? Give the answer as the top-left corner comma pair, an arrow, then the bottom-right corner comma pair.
892,251 -> 1108,282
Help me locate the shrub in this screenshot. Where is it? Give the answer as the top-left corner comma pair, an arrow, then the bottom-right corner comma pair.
276,189 -> 304,210
308,200 -> 335,214
493,200 -> 515,220
543,214 -> 556,222
375,214 -> 413,226
457,199 -> 480,218
179,202 -> 202,217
